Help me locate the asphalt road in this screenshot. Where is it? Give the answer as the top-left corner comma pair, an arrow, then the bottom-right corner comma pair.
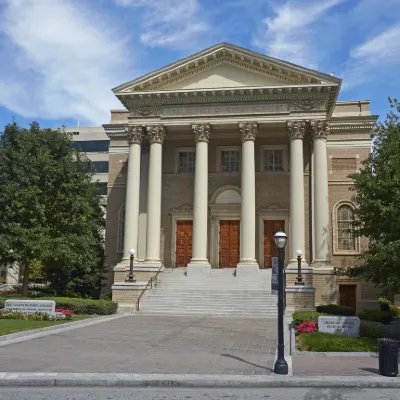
1,387 -> 400,400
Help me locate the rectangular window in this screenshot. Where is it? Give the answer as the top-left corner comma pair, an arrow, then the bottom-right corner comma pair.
70,140 -> 110,152
332,158 -> 357,172
264,149 -> 284,172
221,150 -> 240,172
179,151 -> 195,173
92,161 -> 109,173
96,182 -> 108,196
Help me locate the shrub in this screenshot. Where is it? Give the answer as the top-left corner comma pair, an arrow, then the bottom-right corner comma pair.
379,298 -> 391,312
357,309 -> 393,324
360,320 -> 387,338
316,304 -> 355,316
390,305 -> 400,317
297,332 -> 378,352
296,321 -> 317,335
292,311 -> 327,328
0,296 -> 117,315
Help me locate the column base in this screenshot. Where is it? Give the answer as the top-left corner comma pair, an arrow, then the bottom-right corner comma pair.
236,260 -> 259,278
286,260 -> 310,270
312,260 -> 334,270
141,259 -> 163,269
285,285 -> 316,312
187,260 -> 211,277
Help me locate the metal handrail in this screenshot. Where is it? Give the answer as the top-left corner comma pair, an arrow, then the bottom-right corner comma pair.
136,265 -> 163,311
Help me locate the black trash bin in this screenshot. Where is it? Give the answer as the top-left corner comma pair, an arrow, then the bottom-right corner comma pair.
378,338 -> 400,377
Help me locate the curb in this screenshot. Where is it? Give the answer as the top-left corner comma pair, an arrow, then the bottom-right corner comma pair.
0,313 -> 129,347
0,374 -> 399,388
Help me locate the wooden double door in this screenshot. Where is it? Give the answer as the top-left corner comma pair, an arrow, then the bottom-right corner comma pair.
339,284 -> 357,312
264,220 -> 285,268
219,220 -> 240,268
175,220 -> 192,267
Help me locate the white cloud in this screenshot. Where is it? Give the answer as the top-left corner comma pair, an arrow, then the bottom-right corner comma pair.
115,0 -> 209,49
342,24 -> 400,90
0,0 -> 134,125
253,0 -> 342,68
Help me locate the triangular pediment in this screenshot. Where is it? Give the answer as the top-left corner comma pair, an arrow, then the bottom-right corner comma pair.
113,42 -> 341,94
161,63 -> 288,90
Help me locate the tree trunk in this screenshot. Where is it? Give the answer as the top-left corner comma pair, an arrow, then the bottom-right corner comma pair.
22,261 -> 30,296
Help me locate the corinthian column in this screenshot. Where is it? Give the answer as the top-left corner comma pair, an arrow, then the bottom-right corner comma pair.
187,124 -> 211,274
310,120 -> 331,266
144,125 -> 165,266
122,126 -> 143,261
237,122 -> 259,275
287,121 -> 307,267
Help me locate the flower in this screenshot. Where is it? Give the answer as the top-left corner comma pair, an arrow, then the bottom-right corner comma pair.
296,321 -> 318,335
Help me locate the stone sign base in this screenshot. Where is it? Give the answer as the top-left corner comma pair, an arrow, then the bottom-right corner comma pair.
285,285 -> 316,311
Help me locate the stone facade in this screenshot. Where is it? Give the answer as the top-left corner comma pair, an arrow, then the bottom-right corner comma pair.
102,43 -> 379,312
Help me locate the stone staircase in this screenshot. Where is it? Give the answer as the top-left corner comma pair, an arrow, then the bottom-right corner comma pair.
138,268 -> 278,316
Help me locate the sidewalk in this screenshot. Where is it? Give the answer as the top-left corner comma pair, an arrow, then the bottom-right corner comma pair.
292,354 -> 386,376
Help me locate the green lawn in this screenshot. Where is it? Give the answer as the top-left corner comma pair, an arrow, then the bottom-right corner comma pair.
297,332 -> 378,352
0,315 -> 92,336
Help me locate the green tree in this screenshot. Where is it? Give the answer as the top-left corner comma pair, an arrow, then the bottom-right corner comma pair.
346,98 -> 400,296
0,122 -> 105,297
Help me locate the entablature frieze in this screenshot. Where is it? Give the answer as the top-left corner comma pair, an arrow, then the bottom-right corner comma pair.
123,97 -> 328,120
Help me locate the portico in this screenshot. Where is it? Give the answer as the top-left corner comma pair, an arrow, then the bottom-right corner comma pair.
114,116 -> 331,273
104,42 -> 378,312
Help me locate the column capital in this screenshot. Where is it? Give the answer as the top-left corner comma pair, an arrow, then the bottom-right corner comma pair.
287,120 -> 306,140
147,125 -> 166,144
310,120 -> 330,139
192,124 -> 211,143
125,125 -> 144,144
239,122 -> 258,142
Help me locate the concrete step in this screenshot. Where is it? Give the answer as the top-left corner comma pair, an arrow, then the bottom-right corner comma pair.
138,268 -> 277,316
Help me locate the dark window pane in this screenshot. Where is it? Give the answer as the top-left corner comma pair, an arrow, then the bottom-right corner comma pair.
71,140 -> 109,152
92,161 -> 109,173
221,150 -> 240,172
96,182 -> 108,196
179,151 -> 195,173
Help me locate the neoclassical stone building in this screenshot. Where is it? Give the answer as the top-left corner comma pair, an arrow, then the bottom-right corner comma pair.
103,43 -> 379,311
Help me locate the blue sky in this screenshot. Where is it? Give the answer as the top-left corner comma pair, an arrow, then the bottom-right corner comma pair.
0,0 -> 399,129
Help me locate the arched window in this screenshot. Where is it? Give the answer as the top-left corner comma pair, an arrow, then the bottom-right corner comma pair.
337,205 -> 355,251
117,206 -> 125,253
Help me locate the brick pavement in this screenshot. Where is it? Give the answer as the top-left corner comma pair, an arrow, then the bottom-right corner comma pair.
0,315 -> 277,375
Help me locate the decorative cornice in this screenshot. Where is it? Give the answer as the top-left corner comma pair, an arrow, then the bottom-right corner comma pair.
287,120 -> 306,140
329,123 -> 375,133
192,124 -> 211,143
258,203 -> 288,212
125,56 -> 317,93
239,122 -> 258,141
171,204 -> 193,212
125,125 -> 144,144
147,125 -> 166,144
310,120 -> 330,139
291,98 -> 325,111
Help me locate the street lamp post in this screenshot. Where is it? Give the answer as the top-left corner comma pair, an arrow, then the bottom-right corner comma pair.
295,249 -> 304,286
126,248 -> 136,282
273,229 -> 289,375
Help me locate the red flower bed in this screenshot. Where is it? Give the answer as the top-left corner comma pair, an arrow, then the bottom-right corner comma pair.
296,321 -> 318,335
56,308 -> 73,319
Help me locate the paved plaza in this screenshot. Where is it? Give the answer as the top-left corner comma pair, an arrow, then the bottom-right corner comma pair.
0,315 -> 277,375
